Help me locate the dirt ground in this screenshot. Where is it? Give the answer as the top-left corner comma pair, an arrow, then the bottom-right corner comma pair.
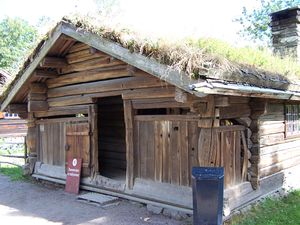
0,174 -> 190,225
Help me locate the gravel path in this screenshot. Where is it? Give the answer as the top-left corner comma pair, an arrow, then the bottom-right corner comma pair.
0,174 -> 189,225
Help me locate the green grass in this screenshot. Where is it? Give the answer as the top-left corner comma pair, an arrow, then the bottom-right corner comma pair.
0,164 -> 28,181
229,190 -> 300,225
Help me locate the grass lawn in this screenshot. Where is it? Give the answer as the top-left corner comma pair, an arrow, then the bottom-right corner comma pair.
0,164 -> 28,181
229,190 -> 300,225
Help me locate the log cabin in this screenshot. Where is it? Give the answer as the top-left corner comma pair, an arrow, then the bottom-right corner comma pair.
1,8 -> 300,215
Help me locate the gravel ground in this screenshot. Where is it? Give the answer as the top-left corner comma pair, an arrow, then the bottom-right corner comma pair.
0,174 -> 189,225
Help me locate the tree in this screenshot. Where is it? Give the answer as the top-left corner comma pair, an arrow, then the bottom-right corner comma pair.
235,0 -> 300,46
0,17 -> 38,74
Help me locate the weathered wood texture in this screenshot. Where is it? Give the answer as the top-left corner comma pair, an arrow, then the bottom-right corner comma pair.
198,126 -> 248,188
98,97 -> 126,174
0,119 -> 27,137
256,102 -> 300,178
134,116 -> 246,188
134,118 -> 199,187
66,122 -> 90,177
37,121 -> 65,166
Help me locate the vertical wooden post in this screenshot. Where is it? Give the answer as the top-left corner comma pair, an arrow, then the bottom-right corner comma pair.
123,99 -> 134,189
89,104 -> 99,178
26,112 -> 37,174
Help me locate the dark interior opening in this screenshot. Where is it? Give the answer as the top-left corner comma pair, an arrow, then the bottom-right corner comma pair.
97,96 -> 126,182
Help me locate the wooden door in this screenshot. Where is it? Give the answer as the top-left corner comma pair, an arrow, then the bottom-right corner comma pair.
65,122 -> 90,177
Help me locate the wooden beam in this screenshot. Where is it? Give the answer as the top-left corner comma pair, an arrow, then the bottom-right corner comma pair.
30,83 -> 47,94
47,76 -> 166,98
33,69 -> 58,78
28,100 -> 48,112
123,100 -> 134,189
28,93 -> 47,101
61,57 -> 125,74
89,105 -> 98,178
46,66 -> 130,88
48,96 -> 96,107
34,105 -> 89,118
122,87 -> 175,100
132,98 -> 188,109
40,57 -> 68,68
6,104 -> 27,113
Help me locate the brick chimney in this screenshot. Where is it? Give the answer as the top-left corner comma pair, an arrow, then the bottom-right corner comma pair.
270,7 -> 300,60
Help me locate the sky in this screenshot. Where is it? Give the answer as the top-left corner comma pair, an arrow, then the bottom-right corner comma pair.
0,0 -> 259,45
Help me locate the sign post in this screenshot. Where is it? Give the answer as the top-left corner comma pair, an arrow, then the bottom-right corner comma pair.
65,157 -> 82,194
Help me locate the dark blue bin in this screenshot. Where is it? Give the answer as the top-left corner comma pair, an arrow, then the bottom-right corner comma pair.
192,167 -> 224,225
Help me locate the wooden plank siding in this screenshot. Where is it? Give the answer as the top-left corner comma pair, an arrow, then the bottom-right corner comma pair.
257,103 -> 300,178
134,119 -> 199,186
134,116 -> 246,188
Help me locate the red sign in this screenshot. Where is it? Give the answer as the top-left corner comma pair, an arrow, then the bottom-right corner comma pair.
65,157 -> 82,194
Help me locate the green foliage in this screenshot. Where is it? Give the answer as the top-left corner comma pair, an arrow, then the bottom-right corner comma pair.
0,17 -> 38,74
0,164 -> 27,181
235,0 -> 300,45
229,190 -> 300,225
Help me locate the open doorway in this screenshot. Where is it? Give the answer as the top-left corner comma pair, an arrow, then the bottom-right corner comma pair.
97,96 -> 126,182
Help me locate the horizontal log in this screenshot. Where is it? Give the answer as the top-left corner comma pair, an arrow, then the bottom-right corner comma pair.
134,115 -> 199,121
47,67 -> 130,88
33,69 -> 58,78
214,96 -> 229,107
28,100 -> 48,112
258,114 -> 284,124
219,104 -> 251,119
260,155 -> 300,178
47,76 -> 166,98
30,83 -> 47,94
66,48 -> 107,64
60,57 -> 125,74
229,96 -> 250,104
260,133 -> 285,146
260,147 -> 300,168
35,117 -> 88,125
260,139 -> 300,155
122,87 -> 175,100
40,57 -> 68,68
34,105 -> 90,118
68,42 -> 89,53
28,93 -> 47,101
48,96 -> 96,107
259,123 -> 285,135
132,98 -> 188,109
265,104 -> 284,115
6,104 -> 27,113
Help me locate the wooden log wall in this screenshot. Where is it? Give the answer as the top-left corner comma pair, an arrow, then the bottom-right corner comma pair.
254,102 -> 300,179
98,96 -> 127,173
26,41 -> 252,190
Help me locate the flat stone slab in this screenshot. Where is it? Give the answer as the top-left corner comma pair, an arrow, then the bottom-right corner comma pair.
77,192 -> 119,206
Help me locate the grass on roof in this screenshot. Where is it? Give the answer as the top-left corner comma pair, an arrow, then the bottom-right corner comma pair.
3,14 -> 300,100
66,14 -> 300,81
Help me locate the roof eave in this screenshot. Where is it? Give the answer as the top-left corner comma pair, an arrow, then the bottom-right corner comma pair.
190,81 -> 300,101
0,23 -> 64,112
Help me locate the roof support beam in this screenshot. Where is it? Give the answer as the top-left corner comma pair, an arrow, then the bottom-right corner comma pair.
33,69 -> 58,78
40,57 -> 68,68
